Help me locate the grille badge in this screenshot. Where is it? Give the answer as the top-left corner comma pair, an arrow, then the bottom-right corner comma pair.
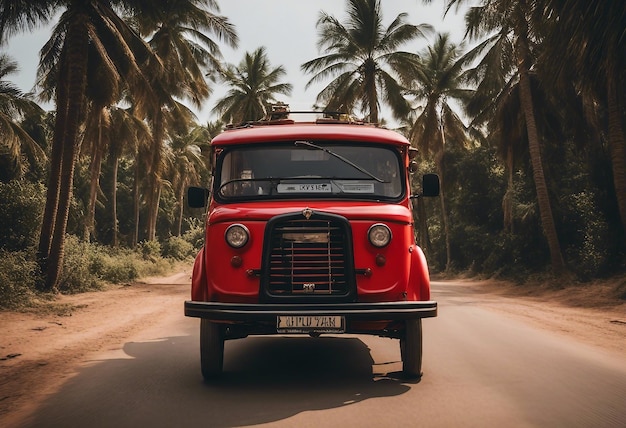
302,208 -> 313,219
303,283 -> 316,293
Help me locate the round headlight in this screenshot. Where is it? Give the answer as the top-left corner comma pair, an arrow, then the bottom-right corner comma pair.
368,223 -> 392,248
225,224 -> 249,248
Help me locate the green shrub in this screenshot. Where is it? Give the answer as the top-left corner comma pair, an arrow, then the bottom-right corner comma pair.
57,235 -> 102,293
89,242 -> 174,283
561,191 -> 611,279
133,255 -> 174,278
89,246 -> 140,284
182,217 -> 205,250
0,250 -> 38,309
0,234 -> 184,307
0,181 -> 46,251
58,236 -> 182,292
162,235 -> 194,260
138,240 -> 162,261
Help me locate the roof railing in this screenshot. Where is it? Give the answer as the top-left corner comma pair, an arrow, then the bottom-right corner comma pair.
224,104 -> 372,129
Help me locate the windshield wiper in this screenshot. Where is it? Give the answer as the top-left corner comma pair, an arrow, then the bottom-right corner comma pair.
294,141 -> 385,183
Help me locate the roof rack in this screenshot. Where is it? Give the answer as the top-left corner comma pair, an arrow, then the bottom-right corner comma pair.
224,104 -> 371,129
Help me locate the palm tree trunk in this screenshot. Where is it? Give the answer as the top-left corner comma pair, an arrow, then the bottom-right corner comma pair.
37,112 -> 64,279
503,145 -> 514,233
110,154 -> 119,247
147,112 -> 164,241
145,176 -> 156,241
413,196 -> 431,256
84,111 -> 104,242
607,82 -> 626,234
520,73 -> 564,273
364,59 -> 378,123
151,185 -> 162,240
133,155 -> 140,248
515,11 -> 565,274
145,183 -> 161,242
437,127 -> 451,272
37,62 -> 69,285
177,188 -> 184,237
44,15 -> 90,291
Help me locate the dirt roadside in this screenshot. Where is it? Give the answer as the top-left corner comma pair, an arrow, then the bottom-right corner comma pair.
0,268 -> 193,426
440,276 -> 626,356
1,267 -> 625,425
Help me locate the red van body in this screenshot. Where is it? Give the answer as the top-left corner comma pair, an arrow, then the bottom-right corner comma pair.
185,116 -> 438,380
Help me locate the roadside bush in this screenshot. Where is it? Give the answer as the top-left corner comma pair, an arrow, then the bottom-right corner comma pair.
0,250 -> 38,309
0,234 -> 182,307
162,235 -> 194,260
89,246 -> 140,284
560,191 -> 611,279
182,217 -> 205,250
57,235 -> 103,293
138,240 -> 162,261
0,181 -> 46,251
59,236 -> 177,293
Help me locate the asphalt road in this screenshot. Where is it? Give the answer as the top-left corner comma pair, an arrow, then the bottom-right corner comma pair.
17,282 -> 626,428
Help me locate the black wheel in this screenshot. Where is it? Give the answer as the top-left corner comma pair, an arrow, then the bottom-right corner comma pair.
400,318 -> 423,378
200,319 -> 224,380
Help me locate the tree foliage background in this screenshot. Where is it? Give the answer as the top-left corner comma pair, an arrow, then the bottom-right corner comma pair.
0,0 -> 624,300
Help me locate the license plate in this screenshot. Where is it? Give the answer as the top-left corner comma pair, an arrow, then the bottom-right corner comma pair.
277,315 -> 345,333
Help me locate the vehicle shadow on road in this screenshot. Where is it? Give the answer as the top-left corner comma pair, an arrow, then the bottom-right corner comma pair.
21,333 -> 414,428
200,336 -> 413,426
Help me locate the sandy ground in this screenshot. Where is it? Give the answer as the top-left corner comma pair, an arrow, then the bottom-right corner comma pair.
0,268 -> 193,425
439,276 -> 626,356
0,267 -> 625,425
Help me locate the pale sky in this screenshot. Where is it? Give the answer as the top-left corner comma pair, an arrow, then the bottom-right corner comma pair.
4,0 -> 469,124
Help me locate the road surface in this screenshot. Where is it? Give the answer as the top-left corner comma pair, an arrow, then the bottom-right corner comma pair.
8,280 -> 626,427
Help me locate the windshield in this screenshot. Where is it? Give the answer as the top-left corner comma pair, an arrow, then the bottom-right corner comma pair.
215,142 -> 403,201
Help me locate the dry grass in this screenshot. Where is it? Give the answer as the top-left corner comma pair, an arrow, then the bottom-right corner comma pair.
484,274 -> 626,309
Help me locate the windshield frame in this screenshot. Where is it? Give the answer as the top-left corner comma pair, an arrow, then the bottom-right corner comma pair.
212,141 -> 406,203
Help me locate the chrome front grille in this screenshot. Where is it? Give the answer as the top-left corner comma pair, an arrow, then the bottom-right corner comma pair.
265,217 -> 351,298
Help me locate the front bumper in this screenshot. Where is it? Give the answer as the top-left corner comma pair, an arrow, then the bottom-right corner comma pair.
184,300 -> 437,321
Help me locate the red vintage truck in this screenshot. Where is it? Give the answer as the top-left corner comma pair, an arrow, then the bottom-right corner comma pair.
186,111 -> 439,381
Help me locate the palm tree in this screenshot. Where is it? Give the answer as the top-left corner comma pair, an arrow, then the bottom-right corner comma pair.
107,105 -> 152,247
436,0 -> 567,274
205,119 -> 223,139
199,119 -> 224,174
133,0 -> 238,241
301,0 -> 432,123
538,0 -> 626,236
167,125 -> 209,236
212,47 -> 293,123
404,33 -> 474,271
485,70 -> 564,238
1,0 -> 157,290
80,47 -> 125,243
75,23 -> 154,243
0,53 -> 46,181
81,105 -> 110,242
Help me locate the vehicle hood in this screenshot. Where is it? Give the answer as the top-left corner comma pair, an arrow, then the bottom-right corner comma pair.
208,200 -> 413,225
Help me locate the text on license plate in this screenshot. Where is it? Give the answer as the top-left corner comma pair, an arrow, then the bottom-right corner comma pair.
277,315 -> 345,333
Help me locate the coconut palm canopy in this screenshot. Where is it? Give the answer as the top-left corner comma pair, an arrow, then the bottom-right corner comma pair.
301,0 -> 432,123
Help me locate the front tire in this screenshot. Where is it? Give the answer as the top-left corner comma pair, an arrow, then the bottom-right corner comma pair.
400,318 -> 423,378
200,319 -> 224,380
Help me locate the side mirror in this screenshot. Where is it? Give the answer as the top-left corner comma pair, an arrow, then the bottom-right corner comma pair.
188,186 -> 209,208
422,174 -> 440,197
